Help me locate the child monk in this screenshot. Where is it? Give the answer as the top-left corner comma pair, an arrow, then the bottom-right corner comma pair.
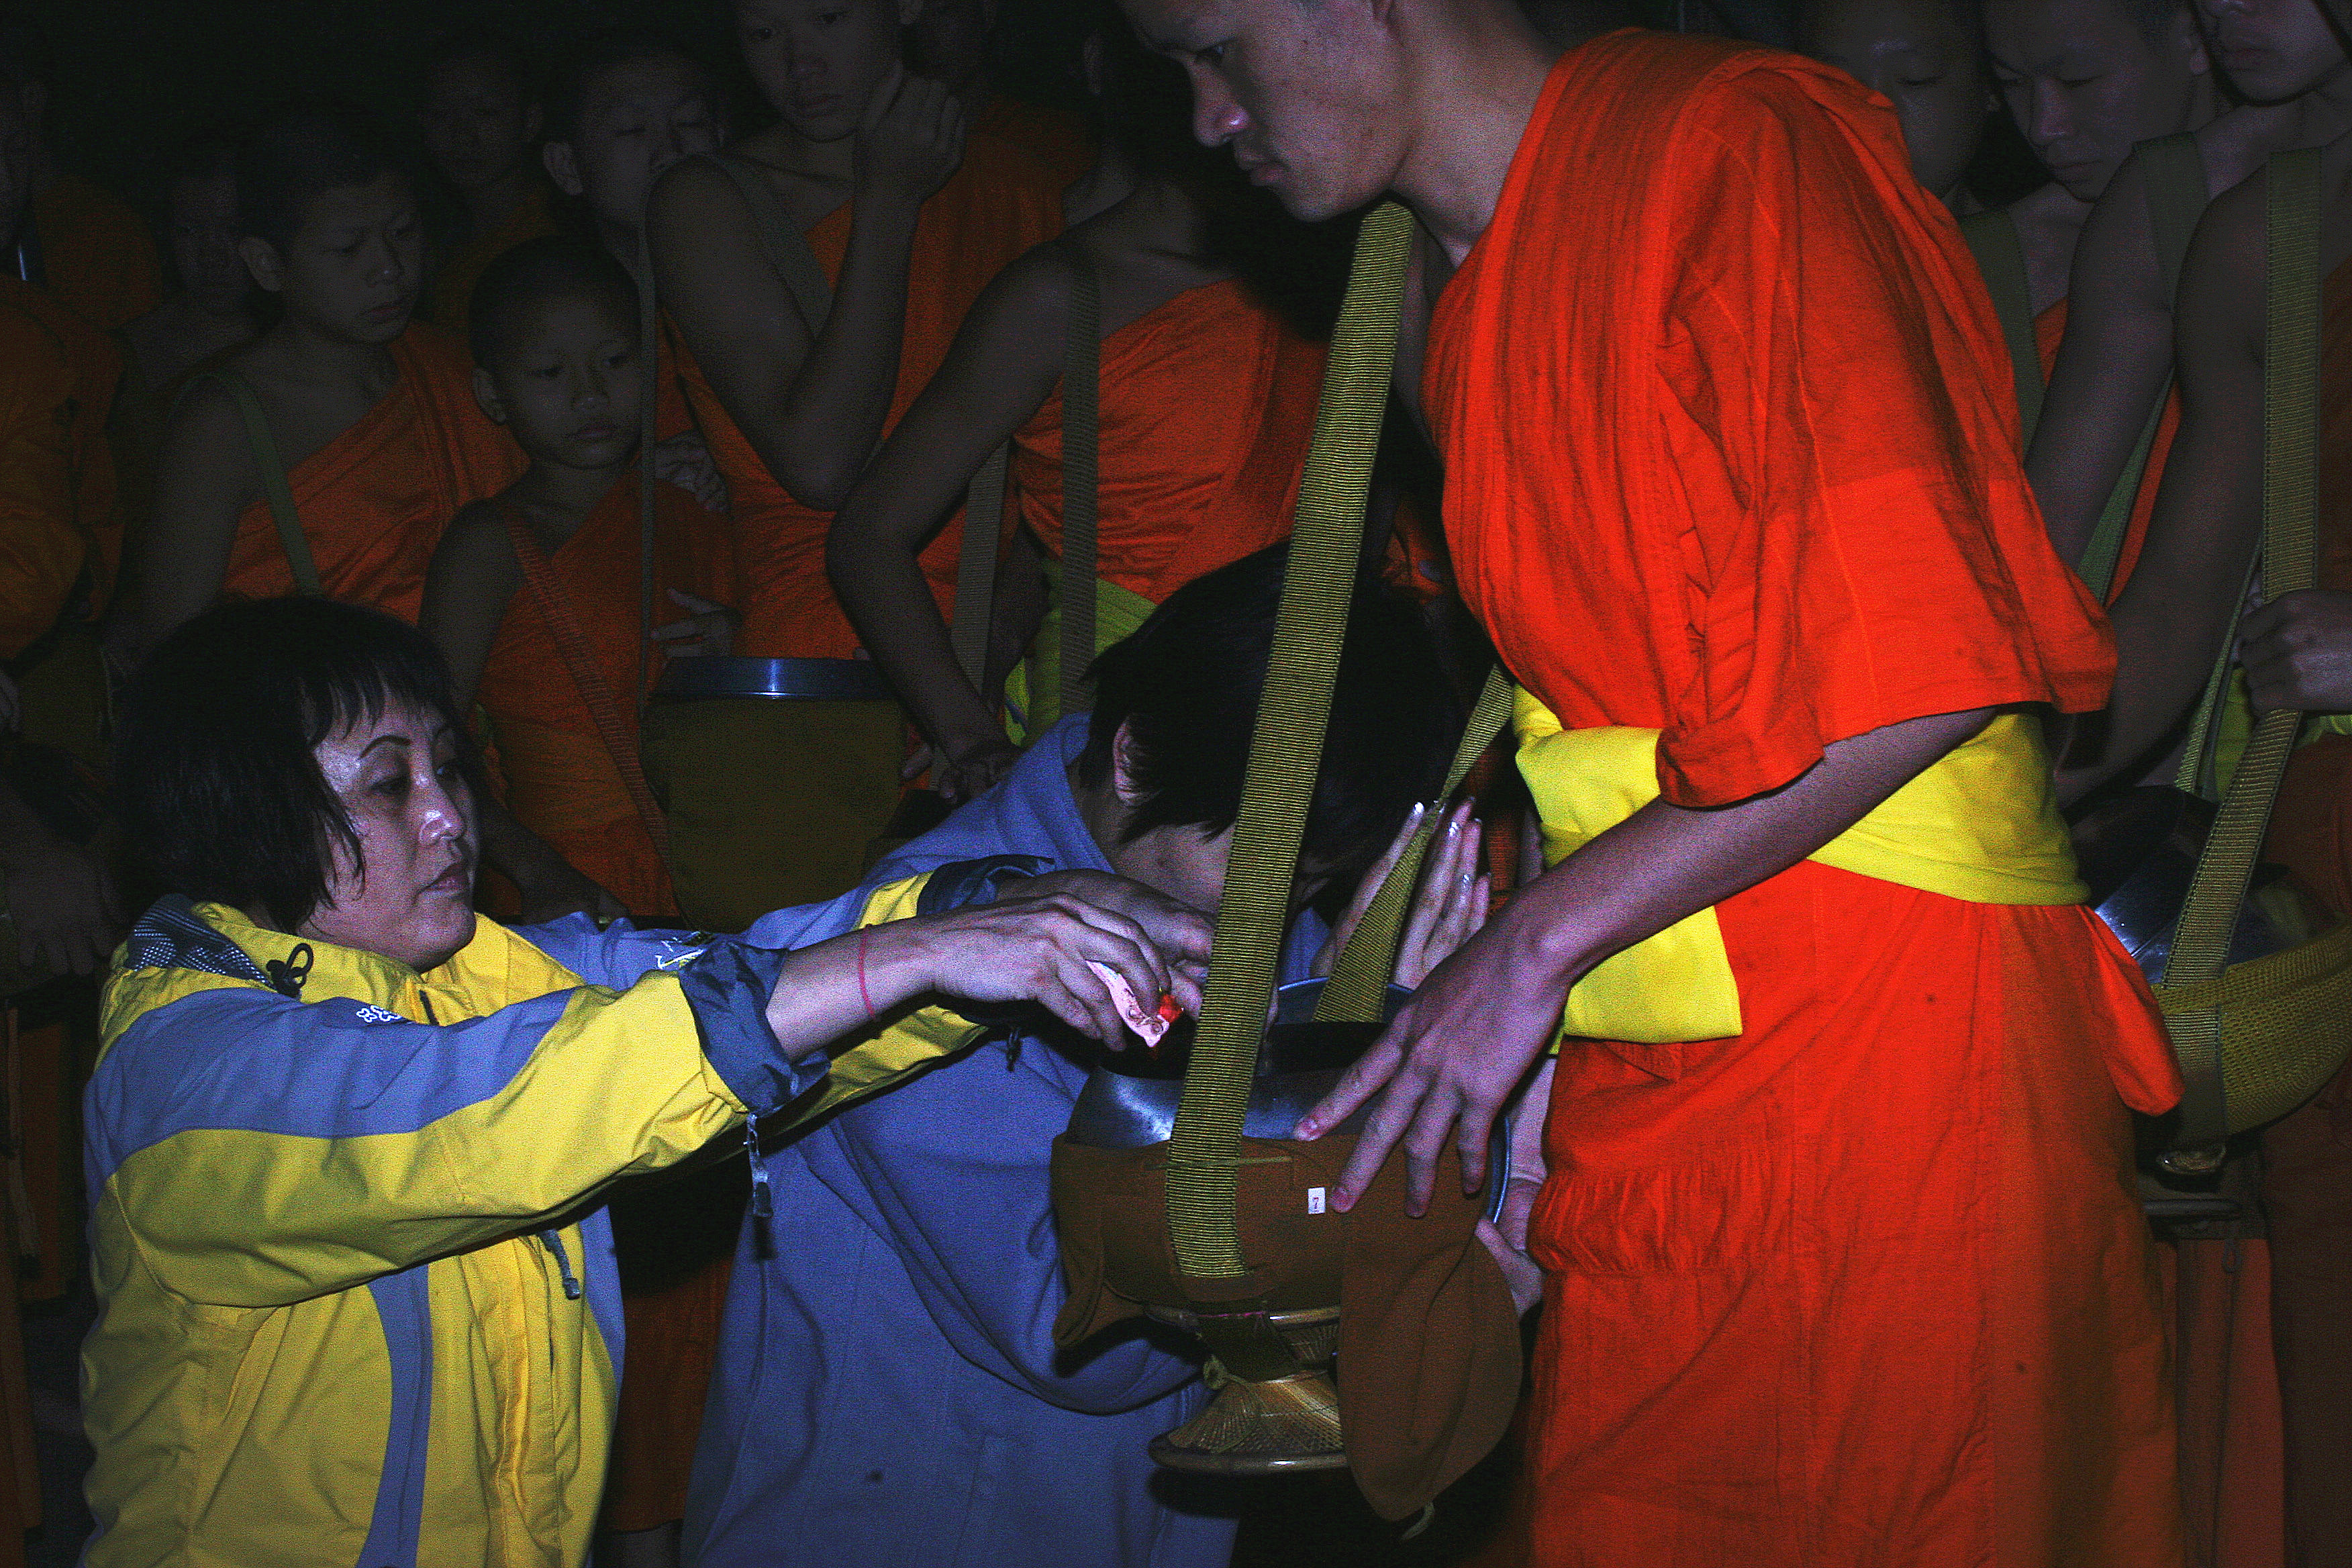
828,11 -> 1325,800
646,0 -> 1061,912
123,101 -> 522,648
2030,0 -> 2352,565
1796,0 -> 1992,212
418,29 -> 558,336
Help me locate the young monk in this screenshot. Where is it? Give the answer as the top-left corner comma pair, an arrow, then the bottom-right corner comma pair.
0,19 -> 160,334
419,29 -> 558,336
1796,0 -> 1992,211
646,0 -> 1062,904
1984,0 -> 2218,321
2070,96 -> 2352,1562
828,12 -> 1325,799
1112,1 -> 2192,1559
121,102 -> 522,647
2031,0 -> 2352,565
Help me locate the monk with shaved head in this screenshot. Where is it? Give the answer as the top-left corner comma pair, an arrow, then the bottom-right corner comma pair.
1117,0 -> 2192,1559
1798,0 -> 1993,209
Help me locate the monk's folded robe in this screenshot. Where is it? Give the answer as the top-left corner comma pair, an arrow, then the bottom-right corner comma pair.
220,324 -> 524,620
1426,30 -> 2186,1567
1006,277 -> 1325,732
474,477 -> 734,920
672,129 -> 1063,660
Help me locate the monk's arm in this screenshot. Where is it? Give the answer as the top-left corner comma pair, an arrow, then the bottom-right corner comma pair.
1302,705 -> 1998,1213
110,381 -> 253,664
2056,179 -> 2265,805
648,95 -> 958,511
418,501 -> 524,711
828,250 -> 1068,781
2026,154 -> 2179,565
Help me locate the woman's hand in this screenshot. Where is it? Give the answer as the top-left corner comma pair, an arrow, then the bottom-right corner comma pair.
852,64 -> 965,211
652,589 -> 737,661
1313,801 -> 1490,989
767,890 -> 1204,1058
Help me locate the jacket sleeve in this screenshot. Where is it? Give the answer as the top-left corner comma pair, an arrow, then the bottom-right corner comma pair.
816,1048 -> 1204,1414
87,954 -> 799,1310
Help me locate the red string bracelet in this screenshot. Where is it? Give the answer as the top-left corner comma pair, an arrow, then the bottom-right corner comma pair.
856,926 -> 875,1020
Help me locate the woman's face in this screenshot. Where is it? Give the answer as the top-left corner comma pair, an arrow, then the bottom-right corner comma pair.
296,696 -> 478,971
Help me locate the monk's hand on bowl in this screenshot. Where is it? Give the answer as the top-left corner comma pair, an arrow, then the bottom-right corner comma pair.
2243,590 -> 2352,714
998,869 -> 1213,979
1295,909 -> 1567,1219
905,893 -> 1189,1046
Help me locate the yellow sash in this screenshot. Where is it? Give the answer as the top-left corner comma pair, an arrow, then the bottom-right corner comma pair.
1516,692 -> 2087,1044
1003,577 -> 1159,743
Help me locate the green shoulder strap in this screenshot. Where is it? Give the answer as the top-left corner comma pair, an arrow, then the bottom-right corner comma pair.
701,151 -> 837,335
1164,202 -> 1415,1290
1057,254 -> 1103,721
2077,132 -> 2209,599
1959,209 -> 2045,443
2159,146 -> 2324,1147
191,369 -> 321,596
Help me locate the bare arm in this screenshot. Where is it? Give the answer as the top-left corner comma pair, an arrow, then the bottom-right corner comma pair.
648,68 -> 963,512
2026,152 -> 2184,566
112,380 -> 255,664
2057,178 -> 2266,803
1303,705 -> 1998,1212
828,247 -> 1070,789
418,501 -> 524,712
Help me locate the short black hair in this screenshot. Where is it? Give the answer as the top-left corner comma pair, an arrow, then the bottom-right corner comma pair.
544,26 -> 715,145
467,234 -> 639,369
114,598 -> 480,931
1077,544 -> 1461,889
236,99 -> 411,252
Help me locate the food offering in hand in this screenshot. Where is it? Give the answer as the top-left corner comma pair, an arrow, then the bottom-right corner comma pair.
1088,961 -> 1183,1050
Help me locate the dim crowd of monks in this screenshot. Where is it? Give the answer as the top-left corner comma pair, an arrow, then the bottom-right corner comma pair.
5,0 -> 2352,1563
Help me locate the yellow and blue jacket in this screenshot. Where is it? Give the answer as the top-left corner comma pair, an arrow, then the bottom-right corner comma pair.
82,876 -> 973,1568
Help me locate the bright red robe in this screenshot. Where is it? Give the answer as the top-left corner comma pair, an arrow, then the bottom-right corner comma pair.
1425,32 -> 2186,1565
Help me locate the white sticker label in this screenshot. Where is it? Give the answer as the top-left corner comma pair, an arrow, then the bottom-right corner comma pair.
1306,1187 -> 1327,1215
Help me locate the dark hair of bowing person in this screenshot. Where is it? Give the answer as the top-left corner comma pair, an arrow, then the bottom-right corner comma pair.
86,593 -> 1205,1567
1111,0 -> 2190,1560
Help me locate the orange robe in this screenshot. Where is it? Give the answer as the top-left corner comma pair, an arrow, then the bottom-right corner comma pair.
673,130 -> 1063,658
1425,33 -> 2186,1565
2032,299 -> 2178,601
473,478 -> 732,920
0,303 -> 80,657
2254,253 -> 2352,1568
425,185 -> 560,337
219,324 -> 524,620
0,277 -> 121,614
28,174 -> 162,333
1010,277 -> 1323,603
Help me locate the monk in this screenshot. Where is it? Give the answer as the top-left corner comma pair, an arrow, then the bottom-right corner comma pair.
0,19 -> 160,334
2030,0 -> 2352,566
1796,0 -> 1991,212
646,0 -> 1061,908
2071,87 -> 2352,1561
1115,1 -> 2192,1559
539,28 -> 730,513
828,11 -> 1324,799
419,29 -> 558,336
122,101 -> 521,648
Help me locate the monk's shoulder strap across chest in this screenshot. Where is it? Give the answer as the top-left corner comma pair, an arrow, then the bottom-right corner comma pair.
183,368 -> 320,597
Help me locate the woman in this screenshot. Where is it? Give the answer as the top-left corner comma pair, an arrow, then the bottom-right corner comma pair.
83,597 -> 1202,1568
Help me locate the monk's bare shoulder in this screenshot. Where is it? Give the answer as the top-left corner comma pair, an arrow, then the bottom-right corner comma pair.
156,370 -> 256,504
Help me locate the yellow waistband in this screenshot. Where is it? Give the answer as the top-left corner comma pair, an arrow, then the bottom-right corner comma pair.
1515,692 -> 2085,1044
